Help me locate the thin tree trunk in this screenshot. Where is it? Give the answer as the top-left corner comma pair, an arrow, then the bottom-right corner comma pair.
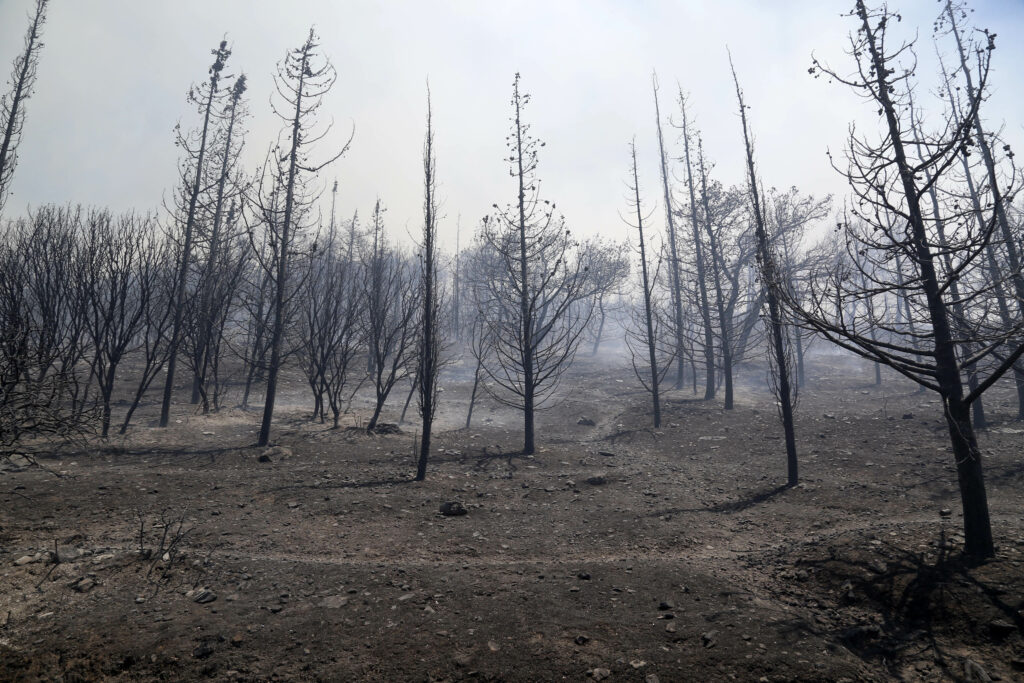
652,76 -> 686,389
731,58 -> 798,487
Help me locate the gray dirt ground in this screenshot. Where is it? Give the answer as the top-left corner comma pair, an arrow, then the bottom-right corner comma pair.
2,352 -> 1023,681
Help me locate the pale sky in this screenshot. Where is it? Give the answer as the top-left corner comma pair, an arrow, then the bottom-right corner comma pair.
2,0 -> 1023,250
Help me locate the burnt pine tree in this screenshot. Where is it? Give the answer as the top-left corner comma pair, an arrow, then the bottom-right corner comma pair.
481,73 -> 594,455
623,140 -> 666,427
160,40 -> 231,428
731,54 -> 800,488
676,93 -> 716,400
252,28 -> 350,447
0,0 -> 48,215
362,201 -> 419,431
695,138 -> 736,409
798,0 -> 1024,558
416,87 -> 442,481
192,73 -> 249,412
941,0 -> 1024,420
651,74 -> 687,389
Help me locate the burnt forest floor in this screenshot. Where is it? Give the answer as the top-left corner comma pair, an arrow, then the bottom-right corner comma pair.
2,350 -> 1023,682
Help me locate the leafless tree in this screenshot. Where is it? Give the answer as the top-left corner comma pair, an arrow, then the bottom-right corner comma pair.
298,203 -> 364,428
0,0 -> 48,215
478,74 -> 595,455
190,73 -> 250,412
651,74 -> 687,389
248,28 -> 351,447
416,87 -> 443,481
580,239 -> 630,357
676,92 -> 717,400
623,141 -> 672,427
731,54 -> 800,488
798,0 -> 1023,557
160,40 -> 232,428
81,211 -> 161,438
362,200 -> 419,431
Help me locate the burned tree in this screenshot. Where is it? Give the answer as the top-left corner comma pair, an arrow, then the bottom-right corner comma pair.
623,141 -> 672,428
416,88 -> 443,481
0,0 -> 48,215
731,56 -> 800,488
479,73 -> 594,455
581,239 -> 629,357
798,0 -> 1023,558
298,205 -> 364,429
651,74 -> 687,389
249,28 -> 351,447
676,93 -> 716,400
362,201 -> 419,431
190,73 -> 250,413
160,40 -> 232,428
82,211 -> 161,438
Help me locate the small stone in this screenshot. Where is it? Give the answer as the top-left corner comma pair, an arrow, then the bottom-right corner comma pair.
257,454 -> 271,463
940,508 -> 953,518
574,635 -> 590,645
701,630 -> 718,648
577,572 -> 591,580
439,501 -> 467,516
287,502 -> 300,509
598,451 -> 616,457
13,555 -> 35,566
902,413 -> 914,420
645,675 -> 660,683
664,623 -> 676,633
577,417 -> 596,426
230,633 -> 244,647
658,601 -> 673,611
590,668 -> 611,681
397,593 -> 415,602
487,640 -> 500,652
193,589 -> 217,604
630,659 -> 646,669
71,577 -> 95,593
585,476 -> 606,486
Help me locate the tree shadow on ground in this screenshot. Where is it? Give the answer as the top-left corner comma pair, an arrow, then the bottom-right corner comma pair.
797,530 -> 1024,680
646,484 -> 790,518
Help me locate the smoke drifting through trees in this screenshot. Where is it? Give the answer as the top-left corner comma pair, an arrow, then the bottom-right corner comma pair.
0,0 -> 1020,558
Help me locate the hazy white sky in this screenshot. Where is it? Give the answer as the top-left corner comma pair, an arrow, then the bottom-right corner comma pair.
2,0 -> 1023,250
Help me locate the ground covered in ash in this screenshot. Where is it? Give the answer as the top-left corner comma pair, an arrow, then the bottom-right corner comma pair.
2,352 -> 1023,682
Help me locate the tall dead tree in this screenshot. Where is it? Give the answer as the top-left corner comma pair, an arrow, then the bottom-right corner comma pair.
191,73 -> 249,412
416,88 -> 442,481
250,28 -> 350,447
651,74 -> 687,390
160,40 -> 231,428
623,141 -> 668,427
0,0 -> 48,215
676,93 -> 716,400
695,139 -> 736,408
481,73 -> 594,455
941,0 -> 1024,421
797,0 -> 1023,558
731,55 -> 800,487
